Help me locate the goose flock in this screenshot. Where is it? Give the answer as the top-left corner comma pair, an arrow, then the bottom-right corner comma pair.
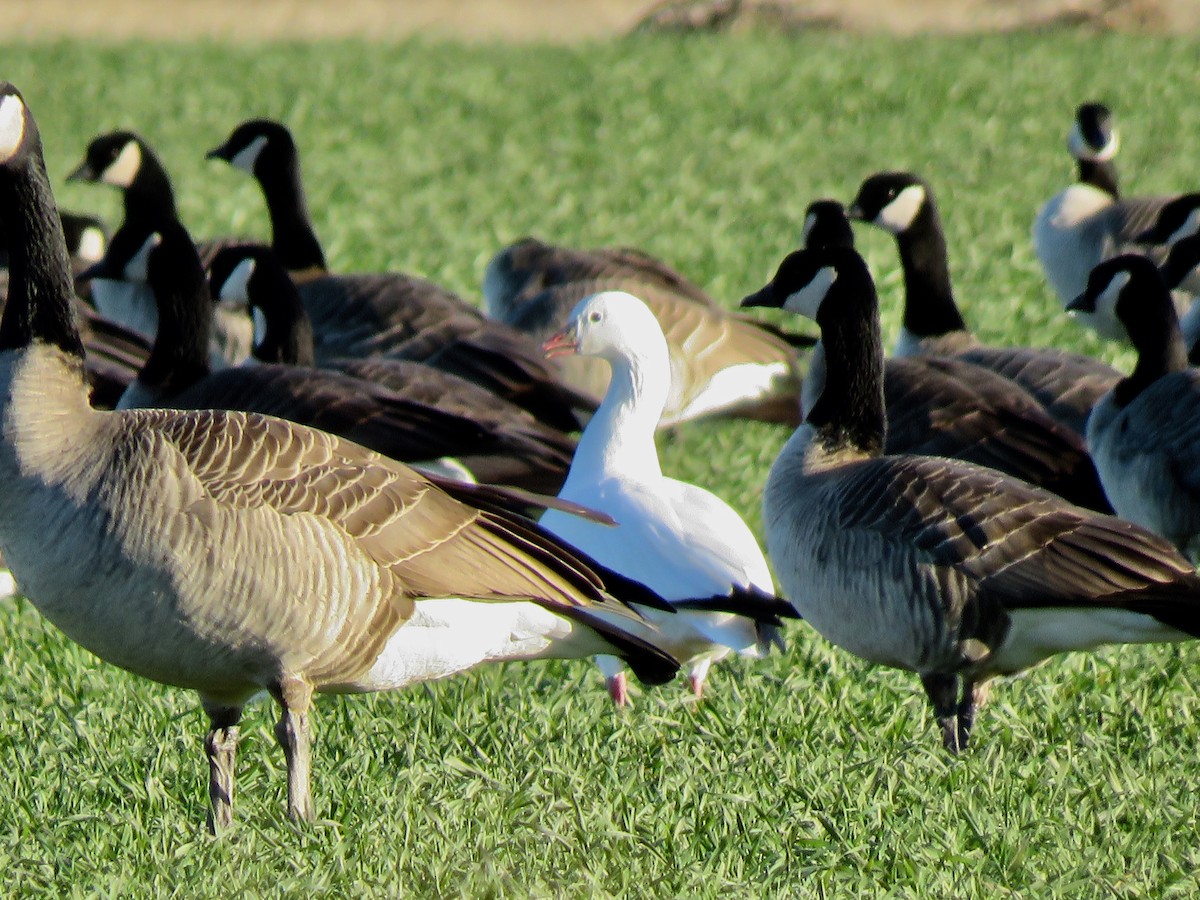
1,81 -> 1199,832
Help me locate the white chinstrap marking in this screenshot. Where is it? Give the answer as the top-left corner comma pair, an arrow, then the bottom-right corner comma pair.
1068,120 -> 1119,163
0,94 -> 26,162
784,266 -> 837,319
876,184 -> 926,233
230,135 -> 268,174
100,141 -> 142,188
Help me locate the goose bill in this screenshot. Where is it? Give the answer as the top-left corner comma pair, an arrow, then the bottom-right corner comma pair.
542,329 -> 579,358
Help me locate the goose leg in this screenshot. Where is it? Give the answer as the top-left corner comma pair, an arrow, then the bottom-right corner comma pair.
202,701 -> 243,834
272,677 -> 315,823
921,673 -> 962,753
955,679 -> 991,752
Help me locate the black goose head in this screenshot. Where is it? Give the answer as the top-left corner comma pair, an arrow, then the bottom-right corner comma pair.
1069,102 -> 1119,163
801,199 -> 855,251
207,243 -> 314,366
741,245 -> 870,327
1068,255 -> 1177,351
206,119 -> 297,179
66,131 -> 151,188
1136,193 -> 1200,246
847,172 -> 930,235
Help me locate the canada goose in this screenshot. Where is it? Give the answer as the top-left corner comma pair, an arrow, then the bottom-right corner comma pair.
742,243 -> 1200,752
67,130 -> 253,366
796,200 -> 1111,511
205,120 -> 586,431
1136,192 -> 1200,248
93,223 -> 577,493
1067,255 -> 1200,560
207,243 -> 580,492
849,170 -> 1121,437
539,290 -> 794,703
483,236 -> 807,427
1031,102 -> 1184,335
0,84 -> 682,830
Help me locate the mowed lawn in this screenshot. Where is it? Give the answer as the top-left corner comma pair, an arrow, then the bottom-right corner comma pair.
2,32 -> 1200,897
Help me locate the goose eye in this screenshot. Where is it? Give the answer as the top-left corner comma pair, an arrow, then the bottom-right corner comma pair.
588,311 -> 601,323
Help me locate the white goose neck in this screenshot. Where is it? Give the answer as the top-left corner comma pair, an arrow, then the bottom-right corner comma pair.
571,347 -> 666,481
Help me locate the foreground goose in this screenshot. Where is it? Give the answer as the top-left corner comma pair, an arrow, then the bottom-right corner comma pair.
67,130 -> 253,366
207,243 -> 579,491
742,243 -> 1200,752
205,119 -> 586,431
799,200 -> 1112,512
1068,255 -> 1200,560
0,85 -> 682,829
91,223 -> 579,492
539,290 -> 794,703
849,170 -> 1121,437
1031,102 -> 1182,334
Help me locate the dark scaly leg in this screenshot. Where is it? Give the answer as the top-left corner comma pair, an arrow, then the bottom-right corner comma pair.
921,673 -> 963,753
202,700 -> 243,834
955,678 -> 991,752
272,677 -> 316,823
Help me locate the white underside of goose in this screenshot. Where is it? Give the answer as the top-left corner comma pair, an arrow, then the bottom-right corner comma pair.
338,598 -> 615,692
1034,184 -> 1121,330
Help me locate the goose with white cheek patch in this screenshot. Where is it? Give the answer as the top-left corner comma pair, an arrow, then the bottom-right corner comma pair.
1031,102 -> 1192,334
742,243 -> 1200,752
849,170 -> 1121,438
66,130 -> 253,366
204,119 -> 586,432
0,84 -> 683,831
539,290 -> 796,704
798,199 -> 1113,513
1068,255 -> 1200,560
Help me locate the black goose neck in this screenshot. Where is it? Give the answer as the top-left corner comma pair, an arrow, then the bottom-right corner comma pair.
257,148 -> 327,273
1077,159 -> 1120,198
0,134 -> 85,359
139,226 -> 212,397
805,257 -> 886,457
123,147 -> 178,225
250,254 -> 317,366
1116,295 -> 1189,407
895,200 -> 967,339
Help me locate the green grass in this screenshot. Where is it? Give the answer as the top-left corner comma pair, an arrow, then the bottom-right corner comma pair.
2,31 -> 1200,896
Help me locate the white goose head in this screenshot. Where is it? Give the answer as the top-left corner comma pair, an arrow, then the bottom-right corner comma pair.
545,290 -> 670,372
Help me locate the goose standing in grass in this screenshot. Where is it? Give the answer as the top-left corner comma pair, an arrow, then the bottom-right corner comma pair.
205,119 -> 587,431
0,84 -> 683,830
483,236 -> 807,427
1031,102 -> 1186,335
539,290 -> 794,703
1068,255 -> 1200,560
86,222 -> 579,492
849,170 -> 1121,437
67,130 -> 253,366
800,199 -> 1112,512
741,243 -> 1200,752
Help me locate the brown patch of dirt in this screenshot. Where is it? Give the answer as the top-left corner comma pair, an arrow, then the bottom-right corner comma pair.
8,0 -> 1198,41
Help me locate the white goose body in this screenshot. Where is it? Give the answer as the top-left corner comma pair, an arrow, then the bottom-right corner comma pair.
539,291 -> 781,698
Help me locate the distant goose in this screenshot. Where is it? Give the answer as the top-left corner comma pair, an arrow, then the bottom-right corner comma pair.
0,84 -> 681,830
1136,192 -> 1200,248
798,200 -> 1111,511
208,243 -> 580,492
538,290 -> 794,703
67,130 -> 253,366
1068,255 -> 1200,560
742,243 -> 1200,752
849,170 -> 1121,437
1031,102 -> 1184,335
205,119 -> 586,431
94,223 -> 577,492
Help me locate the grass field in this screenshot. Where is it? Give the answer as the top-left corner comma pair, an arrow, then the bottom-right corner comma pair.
2,32 -> 1200,897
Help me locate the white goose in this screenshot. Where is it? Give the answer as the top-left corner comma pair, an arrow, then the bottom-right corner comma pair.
1068,255 -> 1200,560
539,290 -> 793,704
0,85 -> 682,831
742,244 -> 1200,752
